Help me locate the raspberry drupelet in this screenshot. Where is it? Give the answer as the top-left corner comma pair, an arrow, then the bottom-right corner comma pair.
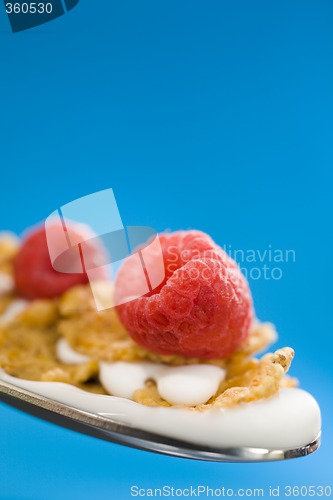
115,230 -> 254,359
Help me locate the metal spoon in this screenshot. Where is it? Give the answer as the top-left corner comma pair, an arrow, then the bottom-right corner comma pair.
0,378 -> 320,462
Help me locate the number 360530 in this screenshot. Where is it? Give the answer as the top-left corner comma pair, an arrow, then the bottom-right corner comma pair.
6,3 -> 53,14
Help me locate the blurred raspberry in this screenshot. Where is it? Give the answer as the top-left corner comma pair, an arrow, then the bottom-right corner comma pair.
13,223 -> 105,299
115,230 -> 254,359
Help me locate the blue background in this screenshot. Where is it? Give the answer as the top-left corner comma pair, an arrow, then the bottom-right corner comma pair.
0,0 -> 332,498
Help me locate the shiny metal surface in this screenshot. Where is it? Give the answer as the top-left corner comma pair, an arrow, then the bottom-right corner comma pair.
0,379 -> 321,462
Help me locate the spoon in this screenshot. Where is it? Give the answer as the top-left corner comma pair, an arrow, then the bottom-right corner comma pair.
0,378 -> 320,462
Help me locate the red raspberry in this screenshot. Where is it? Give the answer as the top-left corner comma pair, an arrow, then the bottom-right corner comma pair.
13,223 -> 105,300
115,231 -> 254,359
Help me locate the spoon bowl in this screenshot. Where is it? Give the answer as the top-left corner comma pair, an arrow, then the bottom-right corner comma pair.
0,377 -> 321,462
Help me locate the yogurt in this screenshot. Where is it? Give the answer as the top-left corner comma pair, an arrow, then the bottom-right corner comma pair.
56,338 -> 91,365
51,338 -> 321,450
57,338 -> 226,406
0,272 -> 14,296
99,361 -> 226,406
0,299 -> 29,325
0,368 -> 321,451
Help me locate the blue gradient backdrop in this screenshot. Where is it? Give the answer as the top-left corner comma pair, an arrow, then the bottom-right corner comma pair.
0,1 -> 332,499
